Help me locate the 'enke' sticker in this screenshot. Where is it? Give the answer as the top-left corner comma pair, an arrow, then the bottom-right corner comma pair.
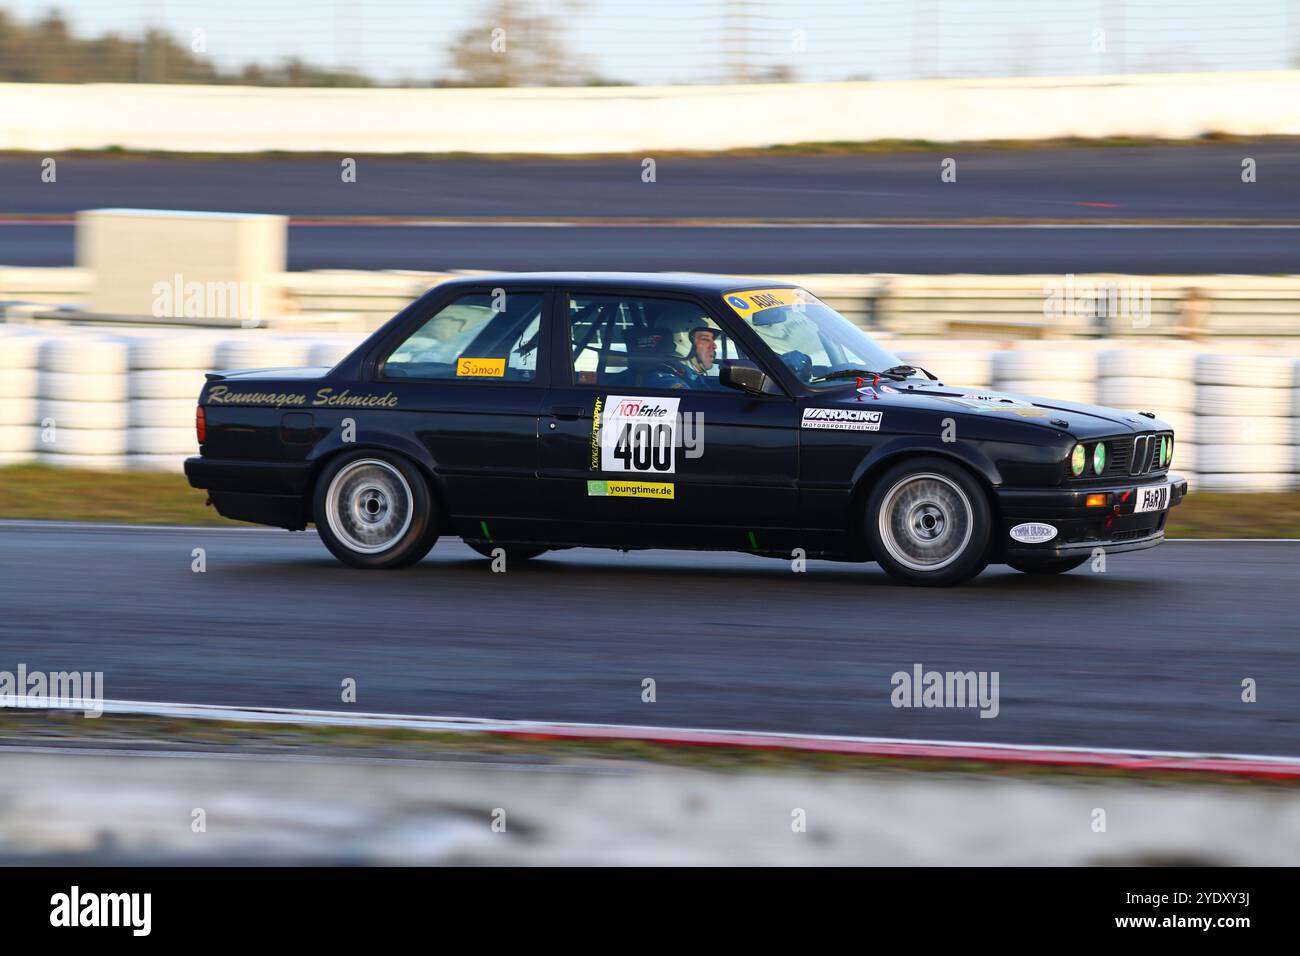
598,395 -> 681,474
587,480 -> 675,499
456,357 -> 506,377
723,287 -> 817,317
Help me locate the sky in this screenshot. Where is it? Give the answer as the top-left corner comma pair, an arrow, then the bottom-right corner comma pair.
3,0 -> 1296,86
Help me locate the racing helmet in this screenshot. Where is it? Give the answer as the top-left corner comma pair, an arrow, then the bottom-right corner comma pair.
649,305 -> 713,360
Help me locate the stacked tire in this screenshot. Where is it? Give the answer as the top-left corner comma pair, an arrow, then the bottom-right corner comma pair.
126,334 -> 220,472
36,337 -> 130,471
895,349 -> 993,389
1097,350 -> 1198,478
0,328 -> 43,466
1193,355 -> 1297,492
993,351 -> 1098,405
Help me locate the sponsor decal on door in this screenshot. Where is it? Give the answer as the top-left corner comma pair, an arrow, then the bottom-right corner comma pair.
599,395 -> 682,474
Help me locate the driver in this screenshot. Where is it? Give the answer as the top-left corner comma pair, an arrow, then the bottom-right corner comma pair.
642,308 -> 719,390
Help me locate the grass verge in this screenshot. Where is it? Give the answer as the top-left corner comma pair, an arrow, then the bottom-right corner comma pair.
0,709 -> 1290,786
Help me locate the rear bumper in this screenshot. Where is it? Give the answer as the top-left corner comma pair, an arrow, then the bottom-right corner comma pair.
185,456 -> 313,530
996,473 -> 1188,560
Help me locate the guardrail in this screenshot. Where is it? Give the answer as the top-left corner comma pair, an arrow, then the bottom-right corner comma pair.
1,322 -> 1297,491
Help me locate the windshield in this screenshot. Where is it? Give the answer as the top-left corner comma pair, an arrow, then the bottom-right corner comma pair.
722,288 -> 903,388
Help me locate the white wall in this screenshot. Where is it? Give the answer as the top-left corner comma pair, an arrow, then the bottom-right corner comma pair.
4,71 -> 1299,154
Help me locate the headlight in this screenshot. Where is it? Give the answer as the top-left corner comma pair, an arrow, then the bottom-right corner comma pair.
1070,444 -> 1086,476
1092,443 -> 1106,475
1164,436 -> 1173,466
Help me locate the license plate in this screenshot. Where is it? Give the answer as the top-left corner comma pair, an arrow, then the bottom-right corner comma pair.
1133,483 -> 1171,513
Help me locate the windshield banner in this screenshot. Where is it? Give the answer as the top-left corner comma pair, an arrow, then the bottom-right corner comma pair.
722,288 -> 817,317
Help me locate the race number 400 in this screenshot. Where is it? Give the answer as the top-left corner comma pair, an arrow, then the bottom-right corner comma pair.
600,395 -> 681,474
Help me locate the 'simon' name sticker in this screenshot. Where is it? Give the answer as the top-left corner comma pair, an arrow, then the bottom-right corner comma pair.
600,395 -> 681,474
456,357 -> 506,377
802,408 -> 883,431
587,480 -> 675,499
723,288 -> 817,317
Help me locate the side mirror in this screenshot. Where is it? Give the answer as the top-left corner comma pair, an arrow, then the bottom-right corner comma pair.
721,362 -> 769,395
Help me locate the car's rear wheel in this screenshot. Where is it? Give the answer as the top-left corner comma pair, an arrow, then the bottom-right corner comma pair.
464,541 -> 548,562
313,452 -> 438,569
1006,556 -> 1089,575
866,457 -> 991,586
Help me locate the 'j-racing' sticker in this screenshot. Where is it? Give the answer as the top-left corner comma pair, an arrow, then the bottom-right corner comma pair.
456,357 -> 506,377
587,480 -> 675,499
599,395 -> 681,474
723,288 -> 817,317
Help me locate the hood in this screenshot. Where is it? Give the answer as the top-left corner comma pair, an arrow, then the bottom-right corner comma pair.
835,381 -> 1169,440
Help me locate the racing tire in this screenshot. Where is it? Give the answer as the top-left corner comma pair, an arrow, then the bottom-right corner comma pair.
464,541 -> 548,563
313,451 -> 438,569
866,456 -> 992,587
1006,556 -> 1090,575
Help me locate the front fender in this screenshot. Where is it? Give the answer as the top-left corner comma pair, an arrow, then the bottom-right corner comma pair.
851,435 -> 1004,490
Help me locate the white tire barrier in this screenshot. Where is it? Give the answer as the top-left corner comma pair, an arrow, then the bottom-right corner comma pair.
1171,443 -> 1196,473
1196,444 -> 1291,474
40,337 -> 129,375
308,338 -> 362,368
215,337 -> 312,370
38,371 -> 129,403
1197,473 -> 1295,493
127,427 -> 197,455
128,369 -> 209,400
128,335 -> 219,370
0,397 -> 38,426
37,399 -> 130,431
129,398 -> 198,429
996,380 -> 1098,404
1098,377 -> 1196,411
994,351 -> 1097,383
126,454 -> 190,473
1195,355 -> 1294,388
1195,385 -> 1292,417
896,351 -> 993,388
0,369 -> 38,399
0,425 -> 36,453
38,428 -> 127,456
1195,416 -> 1292,446
1099,350 -> 1196,380
0,334 -> 46,369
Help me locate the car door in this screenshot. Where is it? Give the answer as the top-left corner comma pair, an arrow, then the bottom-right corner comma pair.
370,286 -> 550,533
536,288 -> 799,549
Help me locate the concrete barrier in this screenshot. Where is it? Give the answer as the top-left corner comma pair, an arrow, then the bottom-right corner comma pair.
4,71 -> 1300,153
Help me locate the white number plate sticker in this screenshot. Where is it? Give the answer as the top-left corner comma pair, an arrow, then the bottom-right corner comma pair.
1133,483 -> 1171,513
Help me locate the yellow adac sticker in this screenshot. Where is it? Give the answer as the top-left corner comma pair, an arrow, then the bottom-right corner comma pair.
456,357 -> 506,378
587,480 -> 675,499
722,288 -> 815,317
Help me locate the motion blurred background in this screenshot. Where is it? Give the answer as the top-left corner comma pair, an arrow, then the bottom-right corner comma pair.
0,1 -> 1298,866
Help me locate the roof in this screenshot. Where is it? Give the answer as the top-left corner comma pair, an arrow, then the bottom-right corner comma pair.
433,272 -> 800,295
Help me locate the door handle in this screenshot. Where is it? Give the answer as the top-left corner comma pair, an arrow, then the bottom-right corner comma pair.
552,406 -> 584,421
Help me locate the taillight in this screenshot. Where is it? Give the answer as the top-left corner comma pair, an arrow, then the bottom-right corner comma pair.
195,405 -> 206,445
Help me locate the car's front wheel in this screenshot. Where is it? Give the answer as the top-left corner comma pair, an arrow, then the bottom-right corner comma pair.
865,457 -> 991,586
313,452 -> 438,569
1006,556 -> 1089,575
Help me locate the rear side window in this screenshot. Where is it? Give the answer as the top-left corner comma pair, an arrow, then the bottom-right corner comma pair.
384,291 -> 544,382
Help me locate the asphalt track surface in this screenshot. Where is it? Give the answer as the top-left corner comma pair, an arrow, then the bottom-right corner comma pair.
1,522 -> 1295,757
5,145 -> 1298,220
2,144 -> 1297,273
4,223 -> 1298,274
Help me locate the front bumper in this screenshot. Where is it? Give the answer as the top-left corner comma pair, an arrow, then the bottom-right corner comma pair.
996,473 -> 1188,560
